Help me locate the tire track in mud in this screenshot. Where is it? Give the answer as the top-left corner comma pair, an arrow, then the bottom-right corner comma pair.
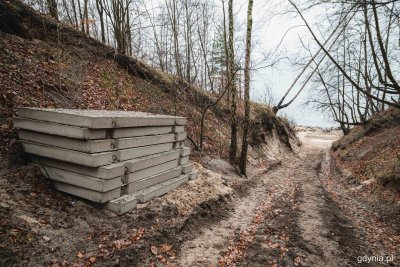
177,146 -> 366,267
177,155 -> 302,266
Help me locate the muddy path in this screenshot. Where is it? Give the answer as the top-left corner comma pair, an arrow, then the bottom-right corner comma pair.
172,133 -> 395,267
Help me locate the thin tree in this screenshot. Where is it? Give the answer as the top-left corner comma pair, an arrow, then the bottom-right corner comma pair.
46,0 -> 59,21
228,0 -> 238,164
239,0 -> 254,175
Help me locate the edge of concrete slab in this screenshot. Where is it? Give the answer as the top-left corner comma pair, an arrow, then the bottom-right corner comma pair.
14,118 -> 107,139
39,165 -> 122,192
124,167 -> 182,194
22,141 -> 115,167
134,174 -> 189,203
106,194 -> 138,215
31,155 -> 125,179
54,182 -> 121,203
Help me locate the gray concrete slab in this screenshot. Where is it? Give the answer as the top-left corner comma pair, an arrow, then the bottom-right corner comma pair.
173,141 -> 184,149
134,174 -> 189,203
110,126 -> 174,138
18,107 -> 187,128
14,118 -> 106,139
115,115 -> 186,127
124,159 -> 179,184
189,172 -> 198,180
22,141 -> 115,167
19,130 -> 114,153
180,147 -> 190,157
39,165 -> 121,192
175,132 -> 187,141
125,167 -> 182,194
173,125 -> 185,133
116,143 -> 174,161
115,134 -> 175,150
106,194 -> 137,215
181,164 -> 194,174
54,182 -> 121,203
125,149 -> 180,172
179,156 -> 189,165
31,156 -> 125,179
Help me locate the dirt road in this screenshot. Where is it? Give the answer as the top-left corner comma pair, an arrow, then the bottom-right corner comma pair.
174,132 -> 396,266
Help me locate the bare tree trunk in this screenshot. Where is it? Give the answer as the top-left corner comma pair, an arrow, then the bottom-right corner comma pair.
239,0 -> 253,175
71,0 -> 79,30
228,0 -> 237,164
96,0 -> 106,43
46,0 -> 58,21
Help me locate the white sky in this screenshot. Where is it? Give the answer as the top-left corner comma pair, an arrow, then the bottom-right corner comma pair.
238,0 -> 336,127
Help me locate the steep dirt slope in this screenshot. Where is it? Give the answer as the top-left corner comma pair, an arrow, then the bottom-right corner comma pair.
327,108 -> 400,262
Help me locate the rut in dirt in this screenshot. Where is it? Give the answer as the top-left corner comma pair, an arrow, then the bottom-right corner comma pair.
175,146 -> 365,267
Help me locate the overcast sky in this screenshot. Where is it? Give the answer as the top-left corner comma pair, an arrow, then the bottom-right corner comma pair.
235,0 -> 336,127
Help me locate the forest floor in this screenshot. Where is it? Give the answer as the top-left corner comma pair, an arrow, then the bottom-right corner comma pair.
1,129 -> 399,267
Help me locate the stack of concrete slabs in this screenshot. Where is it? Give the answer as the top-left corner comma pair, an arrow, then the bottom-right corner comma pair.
15,107 -> 197,213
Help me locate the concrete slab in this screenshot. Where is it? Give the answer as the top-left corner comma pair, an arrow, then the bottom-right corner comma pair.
116,143 -> 174,161
125,149 -> 180,172
31,156 -> 125,179
110,126 -> 174,138
125,167 -> 182,194
19,130 -> 114,153
115,114 -> 186,127
18,107 -> 187,128
134,174 -> 189,203
173,141 -> 184,149
14,118 -> 106,139
39,165 -> 121,192
180,147 -> 190,157
189,172 -> 198,180
54,182 -> 121,203
22,141 -> 115,167
175,132 -> 187,141
115,134 -> 175,150
106,194 -> 138,215
179,156 -> 189,165
181,164 -> 194,174
173,125 -> 185,133
124,159 -> 179,184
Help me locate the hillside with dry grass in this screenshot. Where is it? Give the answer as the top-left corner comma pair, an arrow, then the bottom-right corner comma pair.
332,108 -> 400,190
